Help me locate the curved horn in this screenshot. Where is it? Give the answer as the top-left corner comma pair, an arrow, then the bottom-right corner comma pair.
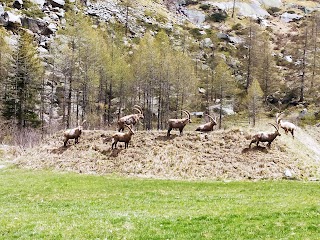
181,110 -> 189,119
133,105 -> 143,114
185,110 -> 191,119
81,120 -> 87,125
269,123 -> 278,131
133,105 -> 142,110
205,114 -> 216,123
124,124 -> 134,133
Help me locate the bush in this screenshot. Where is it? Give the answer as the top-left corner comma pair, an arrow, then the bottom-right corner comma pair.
231,23 -> 242,31
185,0 -> 199,5
267,7 -> 281,16
189,28 -> 203,39
199,4 -> 210,11
206,12 -> 228,22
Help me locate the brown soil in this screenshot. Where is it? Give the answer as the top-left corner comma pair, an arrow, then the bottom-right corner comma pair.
13,127 -> 320,181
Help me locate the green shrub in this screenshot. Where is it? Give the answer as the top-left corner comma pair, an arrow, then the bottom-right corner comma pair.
206,12 -> 228,22
199,4 -> 210,11
267,7 -> 281,16
185,0 -> 199,5
189,28 -> 202,38
231,23 -> 242,31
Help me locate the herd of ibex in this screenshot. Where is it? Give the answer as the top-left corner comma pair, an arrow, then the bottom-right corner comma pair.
63,105 -> 297,150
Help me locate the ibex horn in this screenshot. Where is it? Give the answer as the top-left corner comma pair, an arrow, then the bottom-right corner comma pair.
205,114 -> 216,123
124,124 -> 134,133
269,123 -> 278,131
133,108 -> 142,114
181,110 -> 190,119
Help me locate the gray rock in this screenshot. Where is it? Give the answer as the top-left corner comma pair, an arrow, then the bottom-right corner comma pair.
209,1 -> 270,18
258,0 -> 282,8
3,11 -> 22,27
21,17 -> 47,34
47,22 -> 57,33
284,169 -> 293,178
201,38 -> 213,48
184,9 -> 206,25
229,36 -> 243,44
284,55 -> 293,63
217,32 -> 230,41
281,12 -> 303,23
0,4 -> 4,16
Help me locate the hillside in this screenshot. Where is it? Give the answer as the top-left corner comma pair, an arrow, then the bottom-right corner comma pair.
13,125 -> 320,180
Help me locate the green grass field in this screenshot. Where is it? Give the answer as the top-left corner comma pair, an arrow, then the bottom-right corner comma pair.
0,168 -> 319,239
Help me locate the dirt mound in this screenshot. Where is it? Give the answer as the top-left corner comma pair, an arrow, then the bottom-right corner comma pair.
13,127 -> 320,180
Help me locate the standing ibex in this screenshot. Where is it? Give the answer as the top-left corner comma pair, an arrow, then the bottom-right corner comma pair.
195,114 -> 217,132
167,110 -> 192,137
63,120 -> 86,147
112,124 -> 135,149
249,123 -> 281,148
118,105 -> 144,132
276,112 -> 296,138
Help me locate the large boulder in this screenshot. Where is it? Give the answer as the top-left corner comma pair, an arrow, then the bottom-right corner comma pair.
21,17 -> 47,34
0,4 -> 5,26
1,11 -> 22,27
281,12 -> 303,23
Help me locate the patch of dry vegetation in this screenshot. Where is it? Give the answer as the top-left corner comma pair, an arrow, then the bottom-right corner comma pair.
13,127 -> 320,180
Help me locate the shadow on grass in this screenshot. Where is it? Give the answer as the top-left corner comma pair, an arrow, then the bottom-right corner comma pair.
155,134 -> 179,141
51,146 -> 70,154
242,146 -> 269,154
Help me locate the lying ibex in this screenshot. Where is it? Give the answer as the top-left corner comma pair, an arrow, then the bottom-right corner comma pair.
276,112 -> 296,138
195,114 -> 217,132
118,105 -> 144,132
112,124 -> 135,149
167,110 -> 192,137
63,120 -> 86,147
249,123 -> 281,148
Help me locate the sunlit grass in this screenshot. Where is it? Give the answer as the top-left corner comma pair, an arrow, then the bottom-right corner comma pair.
0,168 -> 319,239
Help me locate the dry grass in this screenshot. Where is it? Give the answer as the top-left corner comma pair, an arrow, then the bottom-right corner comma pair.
13,126 -> 320,181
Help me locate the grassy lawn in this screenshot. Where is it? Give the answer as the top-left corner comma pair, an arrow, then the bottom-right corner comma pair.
0,168 -> 319,239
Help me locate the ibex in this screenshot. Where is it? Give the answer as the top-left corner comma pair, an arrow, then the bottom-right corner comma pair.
167,110 -> 192,137
195,114 -> 217,132
112,124 -> 135,149
63,120 -> 86,147
276,112 -> 296,138
118,105 -> 144,132
249,123 -> 281,148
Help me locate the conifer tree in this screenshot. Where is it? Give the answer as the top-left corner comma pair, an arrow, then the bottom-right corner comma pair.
2,30 -> 43,127
0,27 -> 11,106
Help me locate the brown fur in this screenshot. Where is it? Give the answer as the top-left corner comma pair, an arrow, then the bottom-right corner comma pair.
167,110 -> 192,137
195,114 -> 217,132
118,105 -> 144,132
112,125 -> 135,149
63,120 -> 86,147
249,123 -> 281,148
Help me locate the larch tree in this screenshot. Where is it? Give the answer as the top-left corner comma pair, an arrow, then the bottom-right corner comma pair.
212,57 -> 237,128
255,31 -> 279,99
246,78 -> 264,127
